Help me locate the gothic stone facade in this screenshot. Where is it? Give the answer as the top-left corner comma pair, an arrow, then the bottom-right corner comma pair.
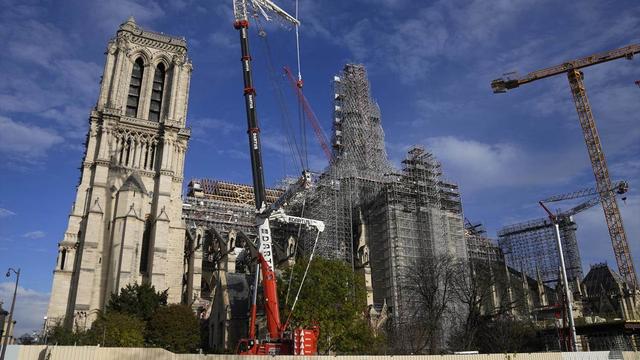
47,18 -> 192,326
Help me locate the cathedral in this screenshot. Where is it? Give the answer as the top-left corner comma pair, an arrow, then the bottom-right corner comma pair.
46,19 -> 468,352
46,18 -> 192,326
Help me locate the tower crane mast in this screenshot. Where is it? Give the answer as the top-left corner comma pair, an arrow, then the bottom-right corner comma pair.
492,43 -> 640,289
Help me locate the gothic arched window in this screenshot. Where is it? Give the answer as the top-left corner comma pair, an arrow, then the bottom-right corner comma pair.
61,248 -> 67,270
148,63 -> 166,122
126,58 -> 144,117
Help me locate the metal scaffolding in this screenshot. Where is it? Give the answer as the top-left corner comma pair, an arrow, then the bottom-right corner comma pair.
183,64 -> 467,352
498,217 -> 583,288
464,221 -> 504,264
181,180 -> 287,294
291,64 -> 395,262
362,147 -> 465,328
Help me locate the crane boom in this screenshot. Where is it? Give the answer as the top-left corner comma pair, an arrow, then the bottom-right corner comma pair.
283,66 -> 334,163
492,44 -> 639,289
234,0 -> 299,25
491,44 -> 640,93
560,197 -> 600,219
541,180 -> 628,203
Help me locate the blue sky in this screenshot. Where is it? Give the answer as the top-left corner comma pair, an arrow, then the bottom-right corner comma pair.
0,0 -> 639,335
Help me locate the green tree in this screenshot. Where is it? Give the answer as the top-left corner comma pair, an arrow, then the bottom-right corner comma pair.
86,311 -> 145,347
476,316 -> 542,353
279,257 -> 383,354
146,304 -> 200,353
45,323 -> 86,345
106,282 -> 168,321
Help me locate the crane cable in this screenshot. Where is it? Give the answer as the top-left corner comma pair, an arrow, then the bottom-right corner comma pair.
284,225 -> 321,328
284,198 -> 306,306
294,0 -> 302,83
294,0 -> 309,169
253,15 -> 305,173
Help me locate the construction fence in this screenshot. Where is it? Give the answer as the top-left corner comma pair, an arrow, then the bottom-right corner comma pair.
4,346 -> 639,360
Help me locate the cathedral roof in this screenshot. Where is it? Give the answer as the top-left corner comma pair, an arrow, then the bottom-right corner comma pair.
118,16 -> 187,49
582,263 -> 627,296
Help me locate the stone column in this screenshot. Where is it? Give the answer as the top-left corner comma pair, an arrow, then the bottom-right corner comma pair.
133,139 -> 142,168
68,194 -> 106,323
139,63 -> 154,120
107,38 -> 127,109
97,41 -> 117,110
168,58 -> 182,120
180,62 -> 193,124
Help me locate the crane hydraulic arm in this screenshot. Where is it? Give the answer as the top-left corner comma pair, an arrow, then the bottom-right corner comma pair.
491,44 -> 639,290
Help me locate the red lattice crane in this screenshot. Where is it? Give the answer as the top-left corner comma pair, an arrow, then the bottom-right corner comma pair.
283,66 -> 334,163
491,43 -> 640,289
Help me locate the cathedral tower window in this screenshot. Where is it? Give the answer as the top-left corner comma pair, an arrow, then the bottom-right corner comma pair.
126,58 -> 144,117
60,248 -> 67,270
148,63 -> 166,122
140,216 -> 152,274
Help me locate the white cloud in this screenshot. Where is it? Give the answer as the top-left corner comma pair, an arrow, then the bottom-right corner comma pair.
0,208 -> 16,218
339,0 -> 544,82
209,31 -> 235,49
0,15 -> 101,143
0,282 -> 49,336
0,116 -> 63,160
22,231 -> 46,240
609,159 -> 640,180
338,0 -> 639,86
420,136 -> 587,192
3,19 -> 69,68
190,117 -> 241,140
92,0 -> 165,31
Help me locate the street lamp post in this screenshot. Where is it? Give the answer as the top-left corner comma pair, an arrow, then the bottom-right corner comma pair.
0,303 -> 7,346
0,268 -> 20,360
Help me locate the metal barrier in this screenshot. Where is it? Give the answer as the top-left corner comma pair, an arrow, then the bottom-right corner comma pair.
4,346 -> 639,360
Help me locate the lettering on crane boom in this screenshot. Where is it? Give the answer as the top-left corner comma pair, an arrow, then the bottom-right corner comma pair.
258,220 -> 274,270
252,133 -> 258,150
286,216 -> 316,227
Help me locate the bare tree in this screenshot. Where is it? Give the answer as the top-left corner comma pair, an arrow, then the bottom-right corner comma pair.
449,260 -> 534,352
395,254 -> 460,354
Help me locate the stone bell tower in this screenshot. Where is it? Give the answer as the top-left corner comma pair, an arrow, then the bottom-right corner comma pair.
46,18 -> 192,326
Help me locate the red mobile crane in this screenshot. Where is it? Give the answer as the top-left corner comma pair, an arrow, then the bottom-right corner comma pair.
231,0 -> 323,355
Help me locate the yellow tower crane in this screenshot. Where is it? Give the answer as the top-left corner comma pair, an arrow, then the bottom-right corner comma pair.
491,43 -> 640,290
